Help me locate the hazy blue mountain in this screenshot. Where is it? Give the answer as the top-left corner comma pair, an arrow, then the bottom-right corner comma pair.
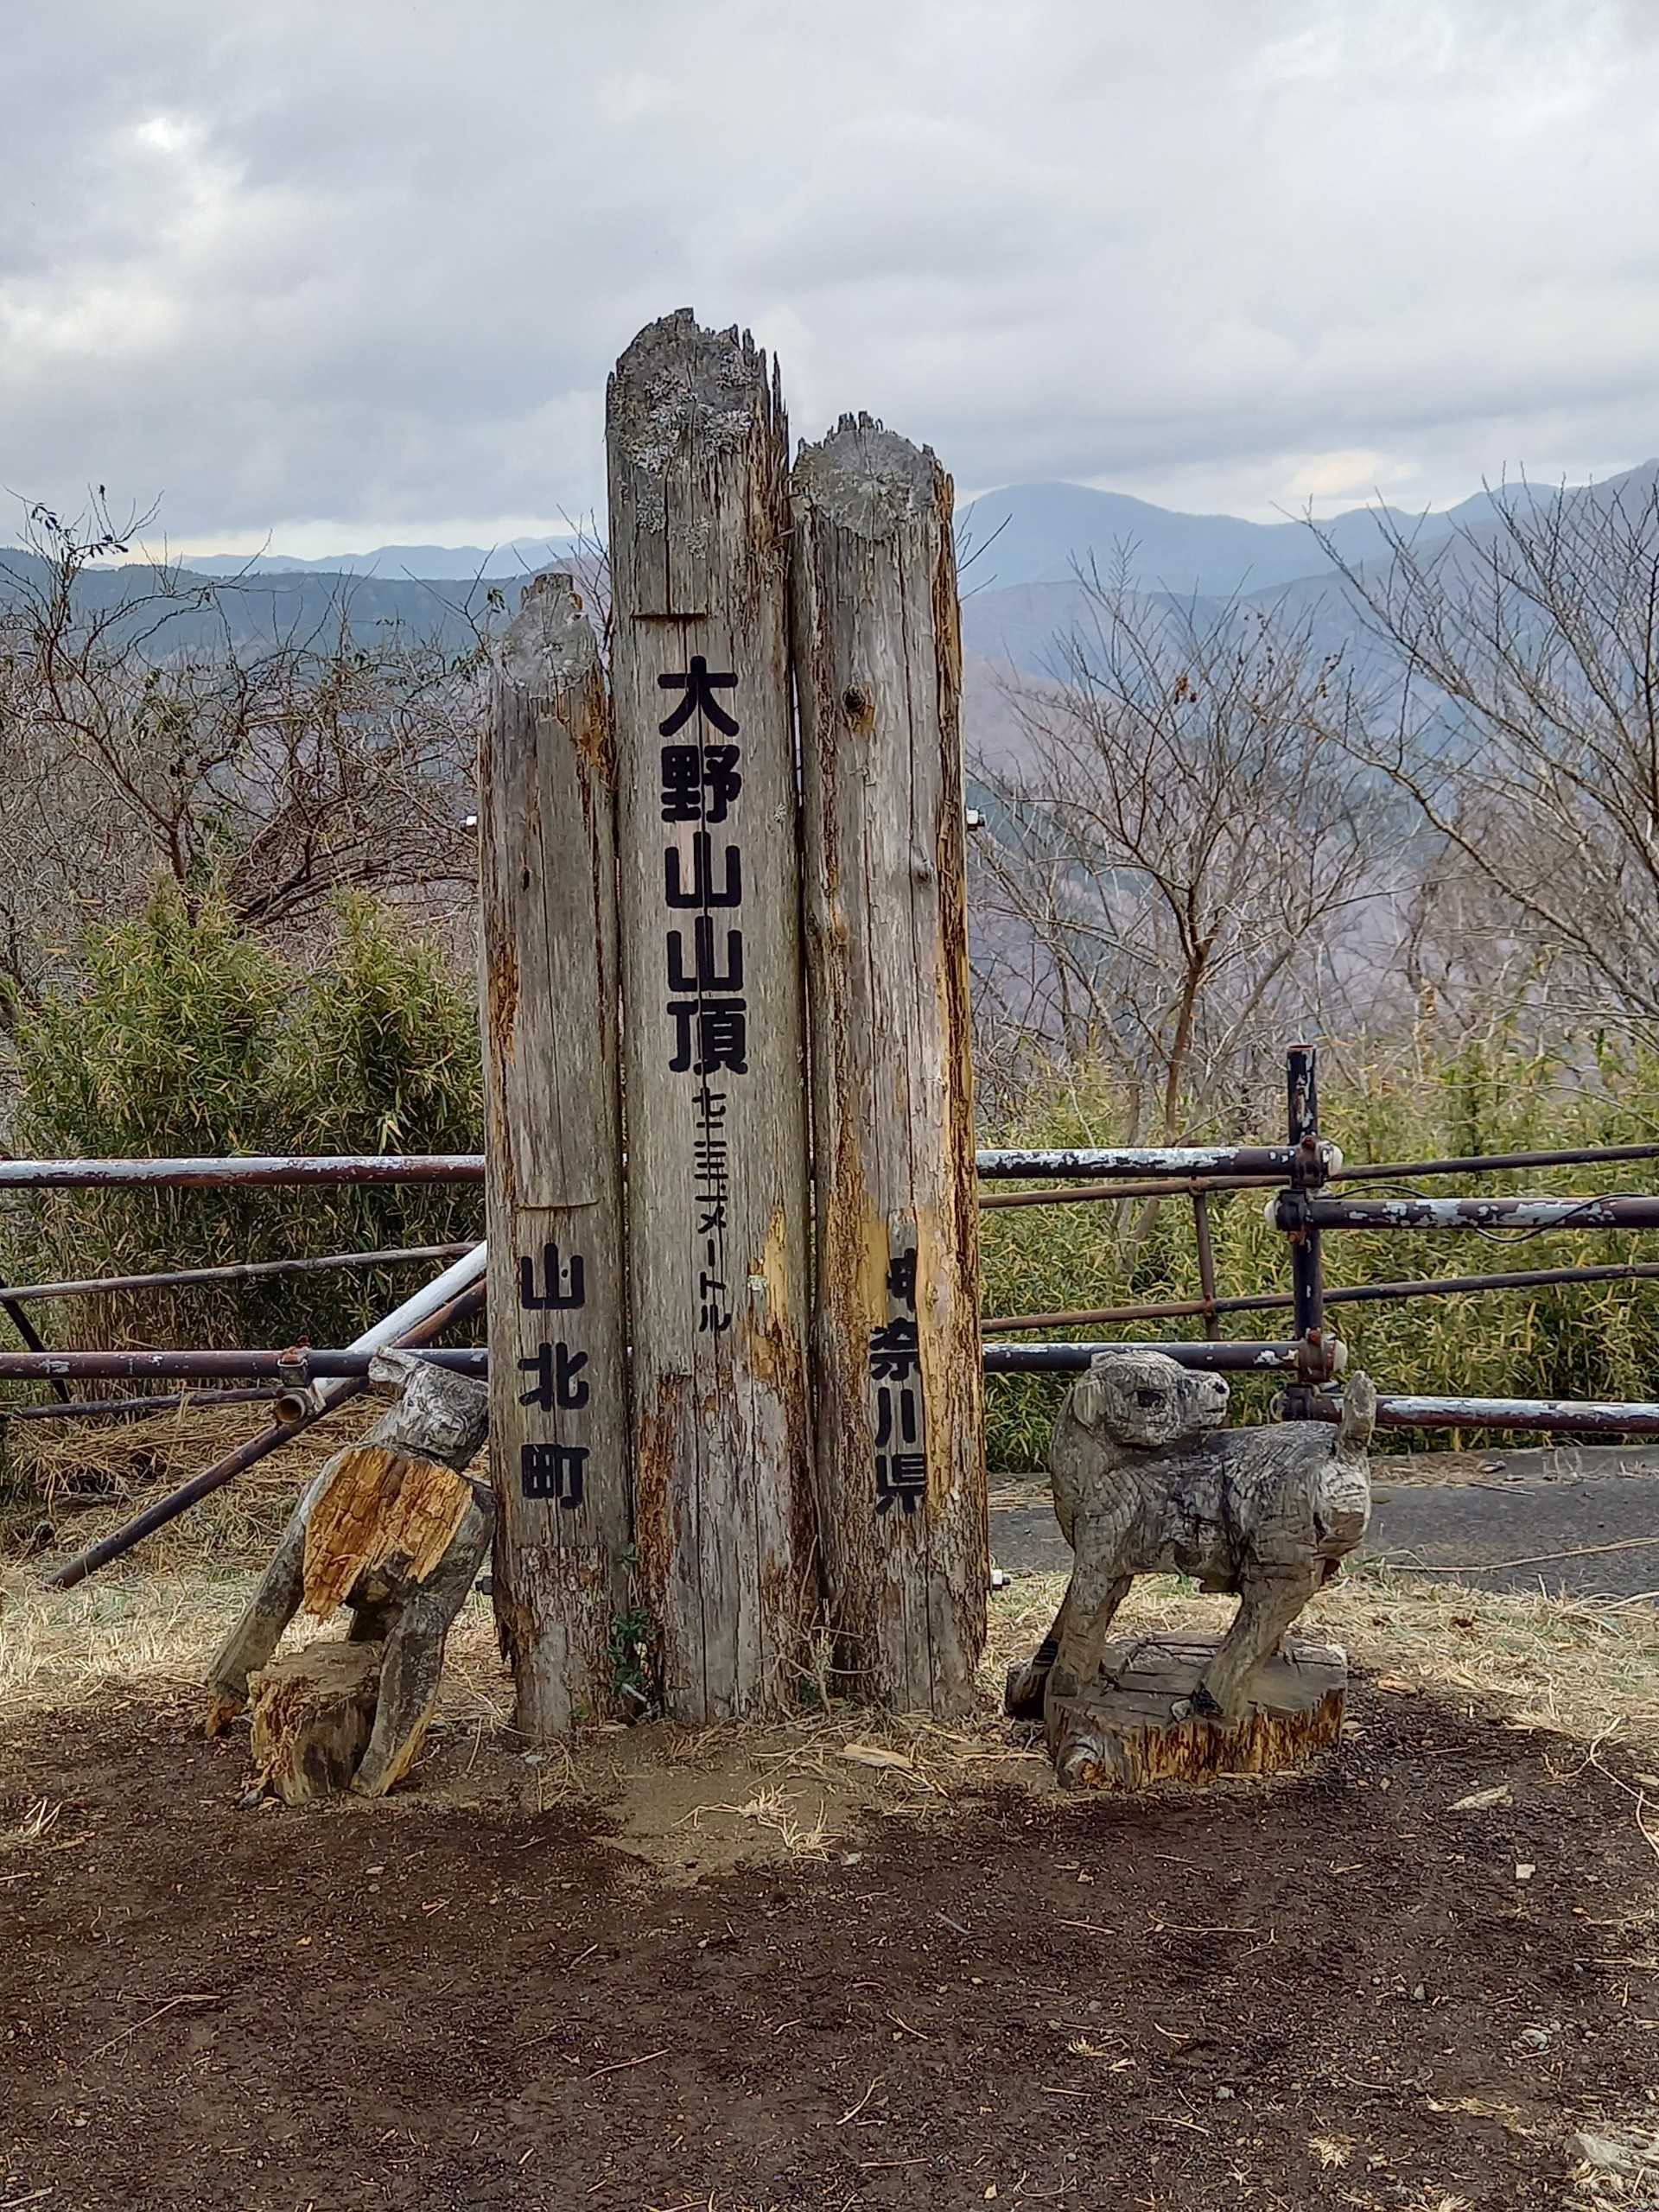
0,548 -> 519,655
7,460 -> 1654,688
957,461 -> 1655,607
961,458 -> 1659,676
178,535 -> 584,581
957,480 -> 1431,595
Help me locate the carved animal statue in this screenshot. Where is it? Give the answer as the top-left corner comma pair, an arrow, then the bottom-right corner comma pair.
204,1351 -> 493,1796
1007,1350 -> 1374,1724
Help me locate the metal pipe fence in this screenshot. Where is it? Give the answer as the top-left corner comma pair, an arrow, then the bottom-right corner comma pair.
1291,1194 -> 1659,1232
10,1041 -> 1659,1437
0,1338 -> 1310,1385
0,1154 -> 486,1190
3,1388 -> 283,1423
983,1339 -> 1312,1375
0,1243 -> 476,1305
984,1257 -> 1659,1336
1305,1392 -> 1659,1438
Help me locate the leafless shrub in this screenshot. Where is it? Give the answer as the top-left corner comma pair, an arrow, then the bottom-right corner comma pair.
970,577 -> 1399,1137
1316,467 -> 1659,1034
0,493 -> 488,1026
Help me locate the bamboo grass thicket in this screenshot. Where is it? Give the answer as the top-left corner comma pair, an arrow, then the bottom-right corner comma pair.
0,889 -> 486,1381
10,887 -> 1659,1478
980,1036 -> 1659,1468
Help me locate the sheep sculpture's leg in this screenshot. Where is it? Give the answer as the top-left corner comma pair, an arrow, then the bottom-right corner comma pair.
1005,1586 -> 1071,1720
203,1471 -> 326,1733
1189,1566 -> 1322,1720
1051,1542 -> 1135,1705
351,1493 -> 492,1798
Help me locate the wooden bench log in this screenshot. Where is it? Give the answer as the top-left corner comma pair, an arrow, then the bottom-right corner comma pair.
1040,1632 -> 1347,1790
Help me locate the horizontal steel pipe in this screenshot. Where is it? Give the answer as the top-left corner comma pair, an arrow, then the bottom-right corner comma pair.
0,1154 -> 486,1191
984,1294 -> 1226,1334
982,1339 -> 1305,1374
9,1336 -> 1304,1382
46,1245 -> 489,1590
1332,1141 -> 1659,1182
982,1255 -> 1659,1335
1294,1194 -> 1659,1232
0,1243 -> 477,1303
978,1174 -> 1283,1211
0,1348 -> 488,1382
9,1136 -> 1659,1204
975,1145 -> 1309,1183
1,1388 -> 282,1423
1306,1391 -> 1659,1436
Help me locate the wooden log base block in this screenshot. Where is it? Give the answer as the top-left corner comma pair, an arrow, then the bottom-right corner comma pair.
249,1641 -> 384,1805
1041,1633 -> 1347,1790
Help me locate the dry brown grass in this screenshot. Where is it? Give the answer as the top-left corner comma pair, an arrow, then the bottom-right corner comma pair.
0,1561 -> 508,1731
3,1427 -> 1655,1856
3,1532 -> 1656,1890
3,1397 -> 378,1552
5,1546 -> 1652,1772
985,1562 -> 1659,1747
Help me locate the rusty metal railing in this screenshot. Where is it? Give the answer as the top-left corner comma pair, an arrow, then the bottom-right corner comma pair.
10,1045 -> 1659,1437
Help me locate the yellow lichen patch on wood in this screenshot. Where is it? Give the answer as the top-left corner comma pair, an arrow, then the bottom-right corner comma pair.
301,1446 -> 473,1619
742,1201 -> 802,1387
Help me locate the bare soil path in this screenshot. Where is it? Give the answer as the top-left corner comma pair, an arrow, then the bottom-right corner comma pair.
1,1677 -> 1652,2212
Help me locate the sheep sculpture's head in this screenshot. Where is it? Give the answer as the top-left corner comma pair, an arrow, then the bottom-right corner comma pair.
1067,1348 -> 1231,1452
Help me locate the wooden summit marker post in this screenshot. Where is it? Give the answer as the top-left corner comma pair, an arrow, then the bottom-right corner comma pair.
481,573 -> 632,1735
791,415 -> 988,1713
607,310 -> 815,1722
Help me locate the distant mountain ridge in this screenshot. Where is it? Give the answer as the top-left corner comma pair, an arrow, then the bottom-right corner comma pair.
952,476 -> 1549,596
153,463 -> 1655,605
178,534 -> 587,581
168,486 -> 1437,594
957,459 -> 1659,674
4,461 -> 1653,686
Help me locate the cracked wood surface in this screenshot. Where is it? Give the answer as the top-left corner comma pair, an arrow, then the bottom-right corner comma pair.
481,572 -> 633,1734
607,310 -> 814,1721
791,414 -> 988,1714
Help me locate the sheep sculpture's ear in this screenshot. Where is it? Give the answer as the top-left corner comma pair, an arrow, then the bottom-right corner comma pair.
1181,1369 -> 1231,1433
1071,1375 -> 1105,1430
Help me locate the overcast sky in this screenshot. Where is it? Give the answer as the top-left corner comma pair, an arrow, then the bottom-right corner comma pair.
6,0 -> 1657,554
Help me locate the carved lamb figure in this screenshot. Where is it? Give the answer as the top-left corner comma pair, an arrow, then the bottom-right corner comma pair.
204,1351 -> 493,1798
1007,1349 -> 1375,1724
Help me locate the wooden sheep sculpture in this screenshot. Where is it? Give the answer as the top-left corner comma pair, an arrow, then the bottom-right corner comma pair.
204,1350 -> 493,1800
1007,1349 -> 1374,1726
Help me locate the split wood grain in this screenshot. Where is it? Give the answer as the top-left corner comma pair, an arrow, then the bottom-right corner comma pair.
481,572 -> 633,1734
1046,1633 -> 1348,1789
250,1641 -> 382,1805
791,414 -> 988,1713
607,309 -> 815,1720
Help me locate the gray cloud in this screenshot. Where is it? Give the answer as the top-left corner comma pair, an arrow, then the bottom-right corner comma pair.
3,0 -> 1656,549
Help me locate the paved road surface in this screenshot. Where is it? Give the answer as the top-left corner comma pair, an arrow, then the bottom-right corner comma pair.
988,1441 -> 1659,1602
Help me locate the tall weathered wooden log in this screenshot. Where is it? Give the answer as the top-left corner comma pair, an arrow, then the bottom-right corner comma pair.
791,415 -> 988,1713
480,572 -> 632,1735
607,310 -> 815,1720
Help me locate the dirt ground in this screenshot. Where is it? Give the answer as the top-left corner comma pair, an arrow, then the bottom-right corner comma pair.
2,1644 -> 1656,2212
